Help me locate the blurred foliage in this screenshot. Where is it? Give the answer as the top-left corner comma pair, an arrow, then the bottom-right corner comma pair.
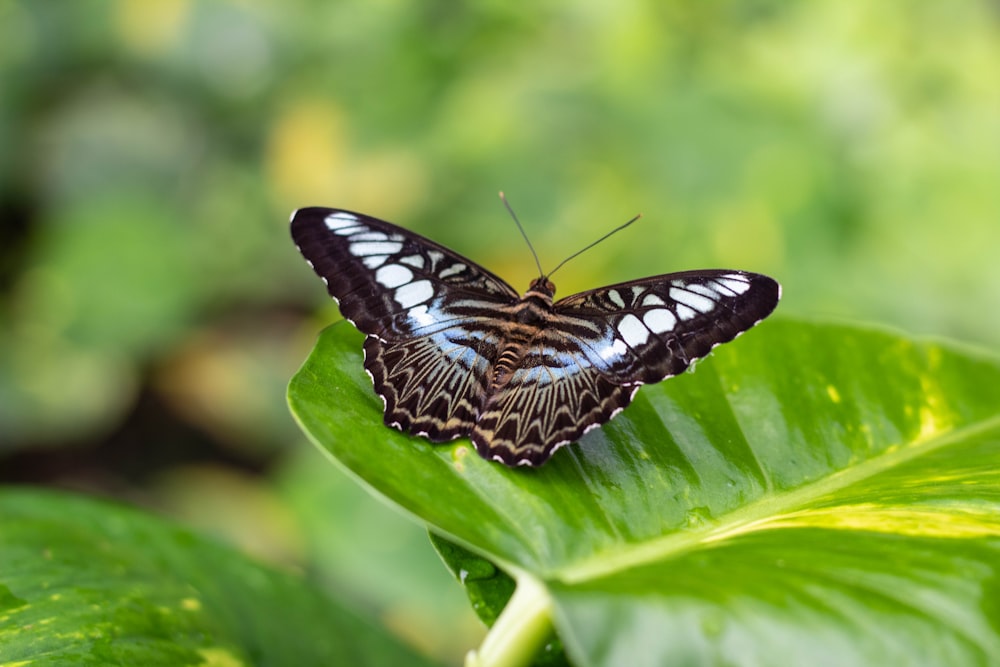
1,0 -> 999,663
0,488 -> 442,667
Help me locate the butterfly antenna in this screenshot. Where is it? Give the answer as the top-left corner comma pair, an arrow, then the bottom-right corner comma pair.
546,213 -> 642,279
500,191 -> 545,278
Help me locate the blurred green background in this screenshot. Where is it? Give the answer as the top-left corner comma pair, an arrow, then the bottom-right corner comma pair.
2,1 -> 999,663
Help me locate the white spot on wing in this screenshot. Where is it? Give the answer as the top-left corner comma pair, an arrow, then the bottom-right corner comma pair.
351,241 -> 404,256
362,255 -> 389,269
599,338 -> 628,360
687,283 -> 722,299
351,232 -> 390,242
608,290 -> 625,308
643,308 -> 677,334
675,303 -> 697,320
394,280 -> 434,308
617,313 -> 649,347
669,287 -> 716,314
324,212 -> 358,229
641,293 -> 666,307
439,263 -> 466,279
399,255 -> 425,269
717,274 -> 751,295
375,264 -> 413,288
407,304 -> 438,327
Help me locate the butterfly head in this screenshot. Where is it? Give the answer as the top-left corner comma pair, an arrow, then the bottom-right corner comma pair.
526,276 -> 556,300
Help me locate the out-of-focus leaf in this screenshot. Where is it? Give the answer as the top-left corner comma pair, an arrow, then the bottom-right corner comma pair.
0,195 -> 196,447
276,447 -> 484,663
0,487 -> 439,667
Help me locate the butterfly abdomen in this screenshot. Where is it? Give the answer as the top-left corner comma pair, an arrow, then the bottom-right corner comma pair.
491,321 -> 541,387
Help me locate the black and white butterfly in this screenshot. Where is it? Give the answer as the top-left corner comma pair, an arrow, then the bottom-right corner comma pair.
291,205 -> 780,467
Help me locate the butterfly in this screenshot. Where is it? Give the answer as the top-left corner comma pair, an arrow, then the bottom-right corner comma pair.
291,204 -> 780,467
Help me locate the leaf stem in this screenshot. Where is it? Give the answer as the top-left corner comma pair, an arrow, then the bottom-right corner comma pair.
465,573 -> 554,667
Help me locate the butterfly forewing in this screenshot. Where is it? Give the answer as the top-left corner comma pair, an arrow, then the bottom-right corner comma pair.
553,270 -> 780,384
291,207 -> 519,338
291,206 -> 781,467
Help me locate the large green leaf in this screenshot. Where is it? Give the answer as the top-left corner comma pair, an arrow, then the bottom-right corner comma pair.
288,319 -> 1000,666
0,488 -> 439,666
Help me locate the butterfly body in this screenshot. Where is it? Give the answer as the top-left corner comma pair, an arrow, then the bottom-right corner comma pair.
292,206 -> 780,467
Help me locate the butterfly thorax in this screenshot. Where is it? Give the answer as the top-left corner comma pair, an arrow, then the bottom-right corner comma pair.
490,278 -> 558,386
513,277 -> 556,322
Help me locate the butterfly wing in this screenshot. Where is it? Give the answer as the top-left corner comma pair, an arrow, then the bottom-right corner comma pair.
472,270 -> 780,466
472,355 -> 635,466
554,270 -> 781,384
291,207 -> 519,441
291,207 -> 519,337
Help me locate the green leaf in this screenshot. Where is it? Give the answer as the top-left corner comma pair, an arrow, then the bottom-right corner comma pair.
0,488 -> 439,667
431,533 -> 569,667
289,319 -> 1000,666
277,448 -> 485,662
429,532 -> 516,628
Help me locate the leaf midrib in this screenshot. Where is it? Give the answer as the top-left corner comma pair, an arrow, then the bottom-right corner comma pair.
556,412 -> 1000,584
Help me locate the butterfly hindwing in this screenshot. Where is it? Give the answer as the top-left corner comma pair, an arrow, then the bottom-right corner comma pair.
364,326 -> 498,443
472,359 -> 635,466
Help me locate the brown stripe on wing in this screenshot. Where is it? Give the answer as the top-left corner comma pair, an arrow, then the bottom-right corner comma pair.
364,333 -> 495,443
472,361 -> 636,467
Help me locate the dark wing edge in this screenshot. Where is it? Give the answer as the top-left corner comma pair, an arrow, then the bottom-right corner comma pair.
554,269 -> 781,387
290,207 -> 520,338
